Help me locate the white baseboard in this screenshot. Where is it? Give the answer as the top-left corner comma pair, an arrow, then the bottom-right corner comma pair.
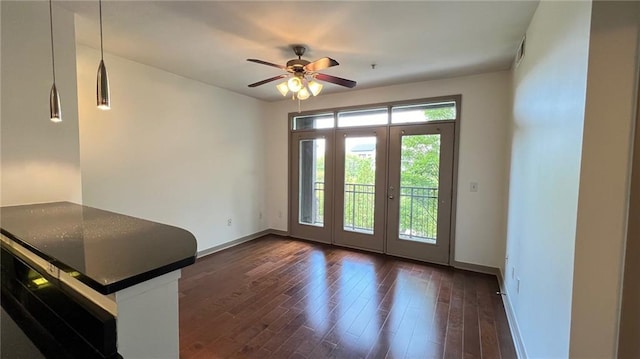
497,271 -> 528,359
197,229 -> 289,258
197,229 -> 268,258
452,260 -> 501,276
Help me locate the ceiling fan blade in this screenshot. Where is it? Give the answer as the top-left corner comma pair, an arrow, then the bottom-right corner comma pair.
247,59 -> 286,70
248,75 -> 287,88
315,73 -> 357,88
304,57 -> 339,72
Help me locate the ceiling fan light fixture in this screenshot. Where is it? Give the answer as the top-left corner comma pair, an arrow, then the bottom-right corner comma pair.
247,46 -> 356,103
276,81 -> 289,96
297,87 -> 310,100
288,77 -> 303,93
307,80 -> 323,96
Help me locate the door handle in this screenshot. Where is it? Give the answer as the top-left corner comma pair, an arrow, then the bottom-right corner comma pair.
388,195 -> 394,199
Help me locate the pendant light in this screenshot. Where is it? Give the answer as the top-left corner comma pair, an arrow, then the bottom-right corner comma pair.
48,0 -> 61,123
96,0 -> 110,110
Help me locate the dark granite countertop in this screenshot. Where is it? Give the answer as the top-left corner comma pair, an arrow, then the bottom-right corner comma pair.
0,202 -> 197,295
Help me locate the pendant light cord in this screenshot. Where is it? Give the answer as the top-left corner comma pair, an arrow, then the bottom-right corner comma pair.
49,0 -> 56,83
99,0 -> 104,60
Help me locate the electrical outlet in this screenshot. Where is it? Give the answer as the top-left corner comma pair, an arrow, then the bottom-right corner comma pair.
227,218 -> 232,226
517,277 -> 521,294
470,182 -> 478,192
511,267 -> 515,280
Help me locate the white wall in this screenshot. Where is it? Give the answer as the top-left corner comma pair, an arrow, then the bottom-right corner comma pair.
1,1 -> 82,206
570,2 -> 640,357
265,71 -> 512,270
505,1 -> 592,357
76,45 -> 268,252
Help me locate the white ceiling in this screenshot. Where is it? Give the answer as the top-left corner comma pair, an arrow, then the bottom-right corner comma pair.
59,1 -> 538,101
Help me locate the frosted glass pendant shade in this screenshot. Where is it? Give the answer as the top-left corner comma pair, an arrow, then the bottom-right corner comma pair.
276,81 -> 289,96
288,77 -> 303,93
97,59 -> 110,110
297,87 -> 310,100
50,83 -> 62,123
307,80 -> 323,96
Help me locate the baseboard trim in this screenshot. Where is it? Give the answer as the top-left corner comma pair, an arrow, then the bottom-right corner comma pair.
268,229 -> 290,237
497,270 -> 527,359
197,229 -> 269,258
451,260 -> 500,276
197,229 -> 290,258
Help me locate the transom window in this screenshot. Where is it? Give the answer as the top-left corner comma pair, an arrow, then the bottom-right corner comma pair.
291,98 -> 457,131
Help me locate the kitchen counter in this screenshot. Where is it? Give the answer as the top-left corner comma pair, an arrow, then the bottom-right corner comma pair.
0,202 -> 198,358
0,201 -> 197,294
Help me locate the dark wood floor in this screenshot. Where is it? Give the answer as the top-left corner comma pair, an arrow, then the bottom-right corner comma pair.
178,236 -> 516,359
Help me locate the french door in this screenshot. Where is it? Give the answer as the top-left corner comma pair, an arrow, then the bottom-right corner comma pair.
289,130 -> 334,243
289,97 -> 458,265
333,127 -> 388,251
386,123 -> 454,264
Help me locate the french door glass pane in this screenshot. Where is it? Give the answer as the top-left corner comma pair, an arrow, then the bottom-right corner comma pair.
399,134 -> 440,243
343,136 -> 376,234
299,139 -> 325,227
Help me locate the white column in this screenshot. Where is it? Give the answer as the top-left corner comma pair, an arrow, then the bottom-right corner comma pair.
115,270 -> 181,359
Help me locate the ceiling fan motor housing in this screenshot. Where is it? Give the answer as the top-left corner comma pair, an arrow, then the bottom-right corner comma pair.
286,58 -> 310,73
292,45 -> 306,57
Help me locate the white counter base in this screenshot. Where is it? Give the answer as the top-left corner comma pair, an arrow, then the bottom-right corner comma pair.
115,270 -> 181,359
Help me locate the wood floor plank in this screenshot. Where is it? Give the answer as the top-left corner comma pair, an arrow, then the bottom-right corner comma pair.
405,298 -> 437,358
493,293 -> 517,359
235,328 -> 277,357
462,274 -> 481,359
477,278 -> 502,359
178,236 -> 516,359
365,308 -> 395,359
443,272 -> 464,359
270,325 -> 316,358
308,340 -> 338,359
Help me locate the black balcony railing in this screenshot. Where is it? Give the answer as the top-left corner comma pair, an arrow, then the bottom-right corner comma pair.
398,186 -> 438,243
343,183 -> 376,233
312,181 -> 324,225
311,182 -> 438,242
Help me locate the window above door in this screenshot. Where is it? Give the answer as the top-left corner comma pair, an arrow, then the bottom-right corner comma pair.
290,96 -> 459,132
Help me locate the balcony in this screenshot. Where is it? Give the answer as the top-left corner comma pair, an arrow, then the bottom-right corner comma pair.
312,182 -> 438,243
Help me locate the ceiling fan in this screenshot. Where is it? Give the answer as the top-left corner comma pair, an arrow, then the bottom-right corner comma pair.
247,45 -> 356,100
